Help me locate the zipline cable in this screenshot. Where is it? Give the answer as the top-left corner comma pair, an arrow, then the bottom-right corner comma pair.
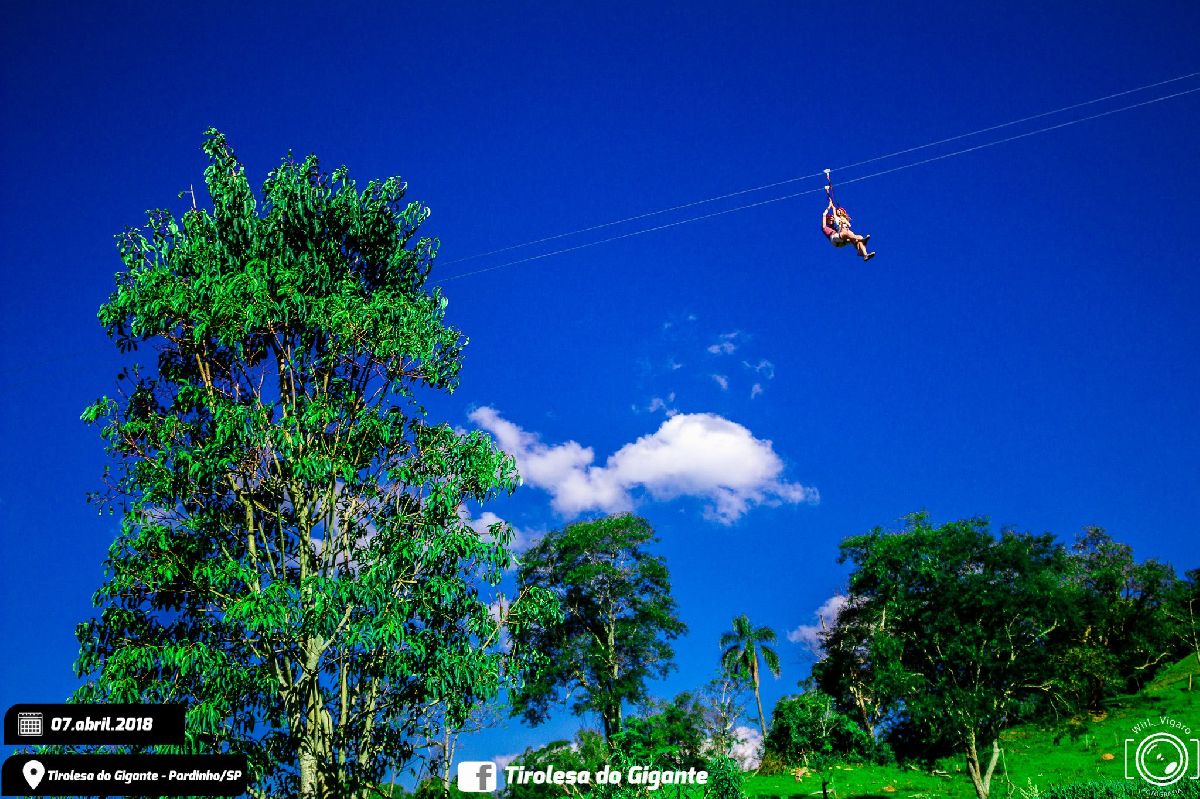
834,84 -> 1200,189
824,70 -> 1200,176
436,82 -> 1200,283
438,71 -> 1200,270
438,188 -> 825,282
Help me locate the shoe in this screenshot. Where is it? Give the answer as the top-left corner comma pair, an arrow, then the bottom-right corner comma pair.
862,234 -> 871,245
863,252 -> 876,262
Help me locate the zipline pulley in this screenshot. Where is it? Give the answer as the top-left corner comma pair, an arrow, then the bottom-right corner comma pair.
824,169 -> 837,207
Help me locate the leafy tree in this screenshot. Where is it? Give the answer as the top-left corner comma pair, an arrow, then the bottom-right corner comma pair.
810,595 -> 897,742
830,514 -> 1072,799
616,692 -> 708,770
720,614 -> 781,742
1054,528 -> 1182,709
1176,569 -> 1200,677
764,689 -> 883,798
697,672 -> 752,760
765,690 -> 877,766
425,700 -> 506,796
511,514 -> 687,741
75,130 -> 557,798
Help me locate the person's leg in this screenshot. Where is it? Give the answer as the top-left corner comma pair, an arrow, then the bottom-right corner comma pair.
855,240 -> 868,257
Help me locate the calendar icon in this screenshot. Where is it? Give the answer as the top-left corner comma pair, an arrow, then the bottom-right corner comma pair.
17,712 -> 43,737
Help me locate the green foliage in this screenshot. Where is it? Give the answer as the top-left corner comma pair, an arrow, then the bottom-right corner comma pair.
615,692 -> 708,770
498,733 -> 603,799
720,615 -> 782,685
748,655 -> 1200,799
511,515 -> 686,740
703,756 -> 746,799
814,515 -> 1197,799
1053,528 -> 1186,711
588,747 -> 646,799
821,514 -> 1075,798
764,691 -> 881,768
75,130 -> 559,797
1040,781 -> 1200,799
720,614 -> 781,740
698,672 -> 753,760
413,779 -> 474,799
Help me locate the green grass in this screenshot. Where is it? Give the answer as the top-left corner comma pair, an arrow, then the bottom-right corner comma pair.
385,658 -> 1200,799
744,655 -> 1200,799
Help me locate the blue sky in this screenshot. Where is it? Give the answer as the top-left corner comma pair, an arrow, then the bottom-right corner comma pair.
2,0 -> 1199,777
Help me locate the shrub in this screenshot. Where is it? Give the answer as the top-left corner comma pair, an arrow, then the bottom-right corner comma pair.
704,755 -> 745,799
765,691 -> 878,766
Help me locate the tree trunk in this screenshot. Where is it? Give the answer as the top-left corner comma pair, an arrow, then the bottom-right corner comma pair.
300,750 -> 318,799
752,656 -> 767,742
1189,599 -> 1199,686
965,731 -> 1001,799
441,724 -> 453,796
299,634 -> 333,798
604,618 -> 622,739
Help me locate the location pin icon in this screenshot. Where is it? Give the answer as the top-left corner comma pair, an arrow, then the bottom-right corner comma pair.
23,759 -> 45,790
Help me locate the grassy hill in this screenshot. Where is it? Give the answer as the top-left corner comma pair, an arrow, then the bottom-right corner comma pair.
746,656 -> 1200,799
389,657 -> 1199,799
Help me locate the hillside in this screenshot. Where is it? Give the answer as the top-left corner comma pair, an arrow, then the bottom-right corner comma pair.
746,655 -> 1200,798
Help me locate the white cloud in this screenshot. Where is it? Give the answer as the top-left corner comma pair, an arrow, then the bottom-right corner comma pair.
469,408 -> 818,525
460,508 -> 533,552
788,594 -> 848,651
494,752 -> 520,772
729,725 -> 762,770
750,383 -> 763,399
743,359 -> 775,380
711,374 -> 729,391
646,393 -> 678,416
706,331 -> 741,355
668,358 -> 684,371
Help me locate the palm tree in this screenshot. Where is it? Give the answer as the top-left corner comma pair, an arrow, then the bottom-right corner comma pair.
720,614 -> 782,741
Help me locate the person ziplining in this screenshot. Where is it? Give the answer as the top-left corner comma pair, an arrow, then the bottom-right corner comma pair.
821,169 -> 876,262
435,77 -> 1200,283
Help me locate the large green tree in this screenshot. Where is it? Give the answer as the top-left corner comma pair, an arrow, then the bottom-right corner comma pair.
75,130 -> 556,798
720,614 -> 781,742
828,514 -> 1071,799
510,514 -> 686,740
1055,527 -> 1182,709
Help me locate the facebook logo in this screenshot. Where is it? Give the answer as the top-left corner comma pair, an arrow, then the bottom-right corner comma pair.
457,761 -> 498,793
